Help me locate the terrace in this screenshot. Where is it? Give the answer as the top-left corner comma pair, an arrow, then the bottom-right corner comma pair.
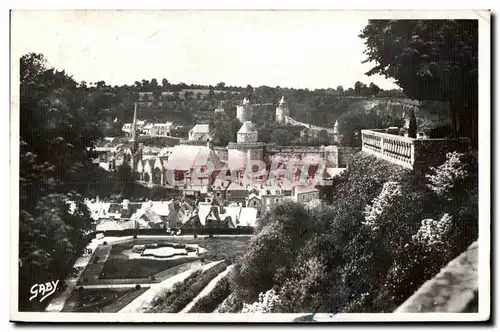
361,129 -> 471,170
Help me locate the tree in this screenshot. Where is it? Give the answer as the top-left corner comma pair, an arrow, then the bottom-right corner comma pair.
216,82 -> 226,90
336,85 -> 344,95
141,79 -> 150,91
408,109 -> 418,138
270,129 -> 293,146
19,53 -> 99,311
354,81 -> 363,96
359,20 -> 478,146
162,78 -> 170,89
369,82 -> 380,96
150,78 -> 159,90
115,163 -> 135,199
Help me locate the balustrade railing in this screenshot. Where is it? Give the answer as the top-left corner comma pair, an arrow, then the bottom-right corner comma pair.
361,129 -> 471,170
361,129 -> 415,169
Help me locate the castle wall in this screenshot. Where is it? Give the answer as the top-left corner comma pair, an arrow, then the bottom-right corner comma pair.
265,145 -> 325,162
237,132 -> 258,144
214,147 -> 228,162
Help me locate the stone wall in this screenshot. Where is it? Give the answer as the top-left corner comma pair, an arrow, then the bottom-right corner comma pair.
395,241 -> 478,313
214,147 -> 228,162
337,147 -> 360,167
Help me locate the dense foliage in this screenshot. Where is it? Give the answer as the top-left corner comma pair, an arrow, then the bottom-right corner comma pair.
359,20 -> 478,145
19,53 -> 102,311
187,274 -> 232,313
229,152 -> 478,313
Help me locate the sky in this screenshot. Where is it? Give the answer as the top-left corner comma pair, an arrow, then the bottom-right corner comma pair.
11,10 -> 400,91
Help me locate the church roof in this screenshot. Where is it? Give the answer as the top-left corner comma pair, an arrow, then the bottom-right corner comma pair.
166,145 -> 222,171
237,121 -> 256,134
190,124 -> 210,133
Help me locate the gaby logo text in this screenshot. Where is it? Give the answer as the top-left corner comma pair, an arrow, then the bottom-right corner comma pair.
29,280 -> 59,303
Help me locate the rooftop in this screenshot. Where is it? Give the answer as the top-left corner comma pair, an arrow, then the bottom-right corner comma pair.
190,124 -> 210,133
237,121 -> 257,134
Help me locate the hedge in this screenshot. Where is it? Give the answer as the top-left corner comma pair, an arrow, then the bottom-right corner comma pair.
187,274 -> 231,313
97,227 -> 254,238
150,261 -> 230,313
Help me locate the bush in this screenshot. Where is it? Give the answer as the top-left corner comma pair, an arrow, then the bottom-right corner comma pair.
229,151 -> 478,313
133,235 -> 138,239
194,234 -> 198,239
78,286 -> 84,291
103,241 -> 108,245
188,274 -> 232,313
135,284 -> 141,290
150,262 -> 229,313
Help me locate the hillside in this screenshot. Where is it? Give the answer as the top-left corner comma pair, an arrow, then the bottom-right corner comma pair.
212,150 -> 478,313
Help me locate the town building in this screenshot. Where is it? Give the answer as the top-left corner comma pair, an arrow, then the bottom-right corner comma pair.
188,124 -> 211,142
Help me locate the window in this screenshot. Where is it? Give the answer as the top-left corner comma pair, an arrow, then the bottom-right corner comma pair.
275,198 -> 279,203
253,201 -> 257,206
216,193 -> 220,197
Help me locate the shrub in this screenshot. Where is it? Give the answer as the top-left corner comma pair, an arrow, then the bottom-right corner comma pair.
103,241 -> 108,245
151,262 -> 229,313
135,284 -> 141,290
78,286 -> 84,291
194,234 -> 198,239
133,235 -> 138,239
230,151 -> 478,313
188,274 -> 232,313
241,289 -> 282,313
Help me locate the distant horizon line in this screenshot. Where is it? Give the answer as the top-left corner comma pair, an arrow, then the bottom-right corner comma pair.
27,52 -> 402,92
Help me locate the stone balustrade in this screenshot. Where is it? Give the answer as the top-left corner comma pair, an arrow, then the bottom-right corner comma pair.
361,129 -> 471,170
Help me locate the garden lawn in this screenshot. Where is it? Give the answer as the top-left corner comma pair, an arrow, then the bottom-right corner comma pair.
61,287 -> 148,313
101,236 -> 250,280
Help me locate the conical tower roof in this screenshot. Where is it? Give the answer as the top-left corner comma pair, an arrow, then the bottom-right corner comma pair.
279,96 -> 286,105
237,121 -> 256,134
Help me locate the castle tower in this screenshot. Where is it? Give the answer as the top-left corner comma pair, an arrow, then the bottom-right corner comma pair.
276,96 -> 289,124
236,97 -> 253,123
227,120 -> 264,174
333,120 -> 339,143
237,121 -> 258,144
